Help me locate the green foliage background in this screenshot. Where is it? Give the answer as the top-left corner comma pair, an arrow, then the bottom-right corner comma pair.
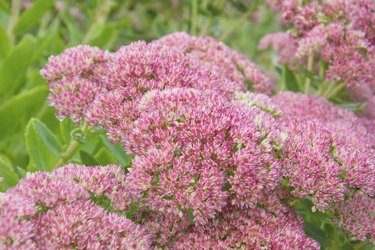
0,1 -> 372,249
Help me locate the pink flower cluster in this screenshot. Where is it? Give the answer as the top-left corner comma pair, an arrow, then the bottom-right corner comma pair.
86,41 -> 239,142
174,191 -> 320,250
41,34 -> 273,137
25,30 -> 375,248
0,165 -> 152,249
40,45 -> 109,123
297,23 -> 374,88
272,92 -> 375,211
40,40 -> 322,247
125,88 -> 282,226
0,193 -> 37,249
264,0 -> 375,111
335,192 -> 375,244
154,32 -> 275,94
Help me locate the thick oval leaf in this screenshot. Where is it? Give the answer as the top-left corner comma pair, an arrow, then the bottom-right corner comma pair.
304,221 -> 328,248
59,118 -> 75,144
25,118 -> 63,172
0,34 -> 37,98
80,150 -> 100,166
13,0 -> 54,34
34,119 -> 63,156
283,65 -> 301,92
100,134 -> 132,166
0,85 -> 48,140
86,23 -> 118,49
95,147 -> 118,165
0,155 -> 19,191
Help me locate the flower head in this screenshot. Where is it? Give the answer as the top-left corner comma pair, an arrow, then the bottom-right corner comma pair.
335,192 -> 375,243
155,32 -> 275,94
125,88 -> 282,225
41,45 -> 110,123
36,200 -> 151,249
86,41 -> 238,142
4,164 -> 152,249
40,45 -> 109,82
272,92 -> 375,210
53,164 -> 131,211
0,193 -> 37,249
174,192 -> 319,250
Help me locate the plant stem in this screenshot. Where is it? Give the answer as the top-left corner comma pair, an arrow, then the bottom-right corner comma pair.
317,80 -> 327,96
304,54 -> 314,94
324,81 -> 345,99
190,0 -> 198,36
7,0 -> 22,45
54,122 -> 88,169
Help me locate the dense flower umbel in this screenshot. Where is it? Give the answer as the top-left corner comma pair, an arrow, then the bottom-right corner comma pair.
264,0 -> 375,96
40,45 -> 109,82
297,23 -> 374,88
272,92 -> 375,210
141,211 -> 191,247
2,165 -> 152,249
0,193 -> 37,249
86,41 -> 238,142
267,0 -> 375,39
154,32 -> 275,94
48,76 -> 102,123
40,45 -> 110,123
36,200 -> 151,250
53,164 -> 131,211
335,192 -> 375,244
173,192 -> 320,250
125,88 -> 282,225
280,118 -> 347,210
9,171 -> 89,207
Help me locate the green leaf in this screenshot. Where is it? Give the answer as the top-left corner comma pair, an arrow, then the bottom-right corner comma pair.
0,85 -> 48,140
16,166 -> 27,178
60,12 -> 83,45
304,221 -> 328,248
34,120 -> 63,156
337,102 -> 366,112
13,0 -> 54,34
100,135 -> 132,166
0,155 -> 19,191
283,64 -> 300,92
0,34 -> 37,98
0,24 -> 11,57
86,23 -> 118,49
95,147 -> 118,165
25,118 -> 63,172
80,150 -> 100,166
59,118 -> 75,144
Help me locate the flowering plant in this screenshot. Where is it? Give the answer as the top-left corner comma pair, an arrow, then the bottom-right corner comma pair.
0,0 -> 374,249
